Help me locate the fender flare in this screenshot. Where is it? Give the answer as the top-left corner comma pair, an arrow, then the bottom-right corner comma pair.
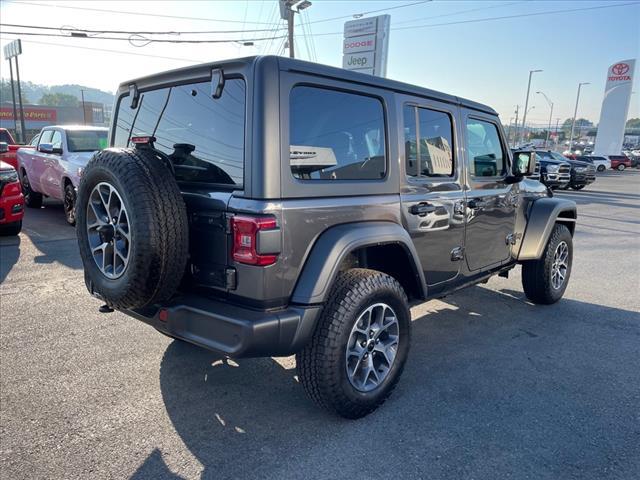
517,197 -> 577,261
291,221 -> 427,305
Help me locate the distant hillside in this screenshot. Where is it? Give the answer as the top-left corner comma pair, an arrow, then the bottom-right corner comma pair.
0,79 -> 115,107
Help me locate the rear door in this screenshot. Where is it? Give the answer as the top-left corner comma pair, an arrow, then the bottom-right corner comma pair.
399,96 -> 465,290
462,110 -> 517,271
111,76 -> 247,292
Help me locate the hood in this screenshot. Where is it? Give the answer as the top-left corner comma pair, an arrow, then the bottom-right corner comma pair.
0,160 -> 16,172
566,159 -> 592,167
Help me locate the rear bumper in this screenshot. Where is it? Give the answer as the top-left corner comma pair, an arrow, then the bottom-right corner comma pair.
0,194 -> 24,224
124,294 -> 321,358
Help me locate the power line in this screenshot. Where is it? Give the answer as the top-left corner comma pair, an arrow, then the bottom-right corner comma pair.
392,1 -> 524,26
0,36 -> 205,63
10,1 -> 277,25
0,30 -> 286,44
0,22 -> 284,35
307,0 -> 432,25
290,1 -> 640,37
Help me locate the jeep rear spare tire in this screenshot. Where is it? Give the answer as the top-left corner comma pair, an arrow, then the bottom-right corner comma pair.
76,148 -> 189,310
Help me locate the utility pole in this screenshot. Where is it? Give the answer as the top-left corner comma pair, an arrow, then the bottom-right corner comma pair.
279,0 -> 312,59
513,105 -> 519,147
554,118 -> 560,150
14,54 -> 26,143
80,89 -> 87,125
520,69 -> 542,145
569,82 -> 590,154
536,91 -> 554,148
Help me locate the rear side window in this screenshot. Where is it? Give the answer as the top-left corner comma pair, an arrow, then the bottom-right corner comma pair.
113,79 -> 245,186
403,105 -> 455,178
51,131 -> 62,150
67,130 -> 108,152
289,86 -> 386,180
465,119 -> 506,178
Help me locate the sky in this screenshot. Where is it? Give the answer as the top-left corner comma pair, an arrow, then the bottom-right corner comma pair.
0,0 -> 639,126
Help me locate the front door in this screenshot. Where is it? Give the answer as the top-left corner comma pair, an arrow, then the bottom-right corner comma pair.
399,98 -> 465,290
462,111 -> 517,271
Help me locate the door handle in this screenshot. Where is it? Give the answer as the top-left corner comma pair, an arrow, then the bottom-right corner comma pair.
467,199 -> 485,210
409,202 -> 436,216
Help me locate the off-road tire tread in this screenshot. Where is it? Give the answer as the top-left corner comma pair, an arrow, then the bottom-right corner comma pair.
76,148 -> 188,309
296,268 -> 410,419
522,223 -> 572,305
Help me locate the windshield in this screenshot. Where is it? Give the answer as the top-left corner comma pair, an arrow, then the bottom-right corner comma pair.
549,151 -> 569,162
66,130 -> 108,152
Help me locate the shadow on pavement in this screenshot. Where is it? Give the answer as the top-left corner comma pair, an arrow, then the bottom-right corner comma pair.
0,235 -> 21,284
134,285 -> 640,479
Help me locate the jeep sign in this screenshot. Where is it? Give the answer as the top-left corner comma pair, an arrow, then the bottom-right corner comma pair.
342,15 -> 390,77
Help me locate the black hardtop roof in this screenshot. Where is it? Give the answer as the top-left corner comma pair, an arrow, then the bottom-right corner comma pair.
118,55 -> 497,116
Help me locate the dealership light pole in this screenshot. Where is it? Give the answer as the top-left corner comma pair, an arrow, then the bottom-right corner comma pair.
568,82 -> 590,153
536,91 -> 554,148
3,39 -> 26,143
520,69 -> 543,146
279,0 -> 312,58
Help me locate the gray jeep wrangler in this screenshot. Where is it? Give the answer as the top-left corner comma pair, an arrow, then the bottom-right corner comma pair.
76,56 -> 576,418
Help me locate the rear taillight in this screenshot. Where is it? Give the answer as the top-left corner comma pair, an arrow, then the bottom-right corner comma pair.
231,215 -> 278,266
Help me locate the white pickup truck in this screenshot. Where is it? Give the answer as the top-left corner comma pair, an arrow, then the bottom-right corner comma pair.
17,125 -> 108,225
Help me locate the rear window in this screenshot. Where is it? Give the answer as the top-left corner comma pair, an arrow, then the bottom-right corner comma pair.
66,130 -> 108,152
289,86 -> 386,180
113,78 -> 245,186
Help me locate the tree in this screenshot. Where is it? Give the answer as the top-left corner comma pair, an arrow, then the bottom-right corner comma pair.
0,79 -> 30,104
38,92 -> 78,107
561,118 -> 593,137
626,118 -> 640,129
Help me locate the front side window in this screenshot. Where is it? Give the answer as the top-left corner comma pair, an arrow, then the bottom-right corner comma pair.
29,134 -> 40,146
289,86 -> 386,180
39,130 -> 53,146
465,119 -> 506,177
67,130 -> 108,152
403,105 -> 455,178
51,131 -> 62,150
113,78 -> 246,186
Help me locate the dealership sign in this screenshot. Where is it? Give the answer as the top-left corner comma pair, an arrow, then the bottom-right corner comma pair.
594,59 -> 636,156
342,15 -> 390,77
0,107 -> 57,122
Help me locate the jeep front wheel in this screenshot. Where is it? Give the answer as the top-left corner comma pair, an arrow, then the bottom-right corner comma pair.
296,268 -> 411,419
521,223 -> 573,305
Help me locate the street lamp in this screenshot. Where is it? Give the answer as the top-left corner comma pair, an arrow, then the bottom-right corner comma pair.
536,91 -> 554,148
520,69 -> 543,145
568,82 -> 590,153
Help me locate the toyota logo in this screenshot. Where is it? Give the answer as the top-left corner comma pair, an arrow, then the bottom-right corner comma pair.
612,63 -> 629,75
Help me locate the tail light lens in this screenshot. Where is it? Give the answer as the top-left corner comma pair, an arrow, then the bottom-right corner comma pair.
0,169 -> 20,196
231,215 -> 278,266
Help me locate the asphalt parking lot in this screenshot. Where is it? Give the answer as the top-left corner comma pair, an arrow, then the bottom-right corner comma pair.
1,171 -> 639,480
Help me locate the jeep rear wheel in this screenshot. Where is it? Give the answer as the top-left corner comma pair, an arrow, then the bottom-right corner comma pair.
522,223 -> 573,305
76,148 -> 189,310
296,268 -> 411,419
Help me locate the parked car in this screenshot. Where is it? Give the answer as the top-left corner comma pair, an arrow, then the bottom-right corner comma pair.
0,160 -> 24,236
622,151 -> 638,168
575,155 -> 611,172
609,155 -> 632,171
75,56 -> 576,419
0,128 -> 35,170
17,125 -> 108,225
522,150 -> 571,189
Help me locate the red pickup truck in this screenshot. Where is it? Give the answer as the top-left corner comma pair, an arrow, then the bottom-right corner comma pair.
0,128 -> 36,170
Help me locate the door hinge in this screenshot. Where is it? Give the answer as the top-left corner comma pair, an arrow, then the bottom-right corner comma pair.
451,246 -> 464,261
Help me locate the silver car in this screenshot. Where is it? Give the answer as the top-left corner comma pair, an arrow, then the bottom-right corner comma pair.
17,125 -> 108,224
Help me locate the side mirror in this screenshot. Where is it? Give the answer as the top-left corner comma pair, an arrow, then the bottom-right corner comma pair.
512,151 -> 536,177
0,142 -> 8,154
39,142 -> 53,153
